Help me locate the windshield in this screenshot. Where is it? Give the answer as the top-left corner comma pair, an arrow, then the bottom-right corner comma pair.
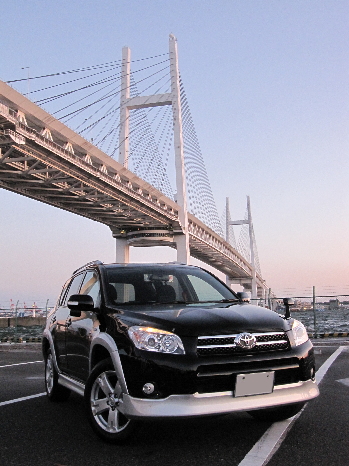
104,265 -> 237,306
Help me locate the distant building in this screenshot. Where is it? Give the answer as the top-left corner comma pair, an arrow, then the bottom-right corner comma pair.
328,299 -> 340,310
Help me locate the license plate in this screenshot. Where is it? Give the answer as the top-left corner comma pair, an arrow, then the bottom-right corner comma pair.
235,371 -> 274,397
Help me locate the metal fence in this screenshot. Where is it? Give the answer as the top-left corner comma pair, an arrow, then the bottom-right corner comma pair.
254,289 -> 349,337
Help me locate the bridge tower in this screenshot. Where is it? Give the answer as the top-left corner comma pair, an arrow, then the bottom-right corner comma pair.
226,196 -> 258,299
116,34 -> 189,264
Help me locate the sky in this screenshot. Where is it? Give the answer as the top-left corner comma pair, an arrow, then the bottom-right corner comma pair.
1,0 -> 348,307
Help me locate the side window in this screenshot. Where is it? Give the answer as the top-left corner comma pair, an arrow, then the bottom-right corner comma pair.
62,273 -> 84,306
80,270 -> 100,306
113,283 -> 135,303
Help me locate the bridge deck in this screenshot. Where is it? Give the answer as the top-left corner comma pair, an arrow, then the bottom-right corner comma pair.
0,80 -> 265,292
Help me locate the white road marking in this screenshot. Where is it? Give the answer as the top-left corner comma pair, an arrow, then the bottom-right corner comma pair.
238,346 -> 346,466
315,346 -> 346,384
336,378 -> 349,387
0,360 -> 43,369
0,392 -> 46,407
0,344 -> 347,463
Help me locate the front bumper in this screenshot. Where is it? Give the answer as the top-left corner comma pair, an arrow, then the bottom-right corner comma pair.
119,379 -> 319,419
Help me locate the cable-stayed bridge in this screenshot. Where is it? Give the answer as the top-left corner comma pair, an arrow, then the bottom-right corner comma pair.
0,35 -> 269,301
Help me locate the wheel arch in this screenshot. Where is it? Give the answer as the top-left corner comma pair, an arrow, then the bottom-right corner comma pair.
42,336 -> 50,359
90,333 -> 129,395
90,344 -> 112,370
42,329 -> 60,373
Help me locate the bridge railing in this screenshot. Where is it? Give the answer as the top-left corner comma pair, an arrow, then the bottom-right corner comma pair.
0,100 -> 180,220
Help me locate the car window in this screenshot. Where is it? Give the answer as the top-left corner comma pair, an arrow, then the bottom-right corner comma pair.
186,275 -> 224,301
58,279 -> 71,306
62,273 -> 84,305
105,266 -> 236,305
80,270 -> 100,305
113,283 -> 135,303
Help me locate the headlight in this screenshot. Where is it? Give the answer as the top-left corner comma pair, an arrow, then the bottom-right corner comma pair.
291,319 -> 309,346
128,326 -> 185,354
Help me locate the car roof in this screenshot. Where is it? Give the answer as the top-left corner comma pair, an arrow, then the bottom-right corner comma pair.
73,261 -> 198,275
102,262 -> 195,269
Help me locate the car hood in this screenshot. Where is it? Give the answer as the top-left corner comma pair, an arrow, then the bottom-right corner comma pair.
109,303 -> 289,336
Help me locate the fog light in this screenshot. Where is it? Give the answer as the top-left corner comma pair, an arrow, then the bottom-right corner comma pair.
143,383 -> 155,395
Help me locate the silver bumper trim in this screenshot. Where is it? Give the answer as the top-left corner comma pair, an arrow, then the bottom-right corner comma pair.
119,379 -> 319,419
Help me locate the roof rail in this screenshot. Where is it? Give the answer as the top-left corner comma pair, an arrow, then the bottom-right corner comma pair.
167,261 -> 187,265
73,260 -> 103,274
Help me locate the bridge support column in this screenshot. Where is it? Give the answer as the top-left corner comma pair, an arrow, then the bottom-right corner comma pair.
264,288 -> 269,307
175,234 -> 190,264
115,238 -> 130,264
170,34 -> 190,265
226,196 -> 259,300
247,197 -> 258,300
119,46 -> 131,167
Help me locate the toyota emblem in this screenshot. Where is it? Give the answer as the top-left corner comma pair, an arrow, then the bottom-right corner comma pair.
235,333 -> 257,349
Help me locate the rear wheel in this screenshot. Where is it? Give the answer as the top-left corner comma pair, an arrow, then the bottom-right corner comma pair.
248,402 -> 305,422
45,349 -> 71,402
85,358 -> 138,443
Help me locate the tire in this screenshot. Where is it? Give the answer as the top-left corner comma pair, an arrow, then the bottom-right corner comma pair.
248,402 -> 305,422
45,349 -> 71,402
84,358 -> 138,443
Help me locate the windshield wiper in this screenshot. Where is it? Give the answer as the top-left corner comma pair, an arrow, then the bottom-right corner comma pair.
110,300 -> 193,305
218,298 -> 239,303
192,299 -> 239,303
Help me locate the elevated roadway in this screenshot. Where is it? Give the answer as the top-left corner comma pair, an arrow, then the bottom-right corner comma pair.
0,81 -> 267,297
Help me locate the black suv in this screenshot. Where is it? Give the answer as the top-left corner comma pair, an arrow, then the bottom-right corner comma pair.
43,261 -> 319,442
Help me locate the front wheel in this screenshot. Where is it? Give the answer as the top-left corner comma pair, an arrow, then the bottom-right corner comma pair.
84,358 -> 138,443
248,402 -> 305,422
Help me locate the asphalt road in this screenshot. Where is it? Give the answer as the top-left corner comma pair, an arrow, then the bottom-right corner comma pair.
0,340 -> 348,466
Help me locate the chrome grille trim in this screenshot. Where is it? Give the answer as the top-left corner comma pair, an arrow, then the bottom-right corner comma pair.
197,340 -> 288,350
197,332 -> 289,355
197,332 -> 285,340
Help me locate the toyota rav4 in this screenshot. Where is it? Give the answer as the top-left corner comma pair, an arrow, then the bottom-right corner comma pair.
42,261 -> 319,442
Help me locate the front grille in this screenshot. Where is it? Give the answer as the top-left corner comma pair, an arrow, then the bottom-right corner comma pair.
197,332 -> 289,356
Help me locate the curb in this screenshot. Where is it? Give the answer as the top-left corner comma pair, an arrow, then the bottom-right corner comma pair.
0,337 -> 42,343
309,332 -> 349,338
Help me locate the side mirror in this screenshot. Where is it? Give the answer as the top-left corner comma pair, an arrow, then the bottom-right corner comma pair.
283,298 -> 294,319
237,292 -> 250,303
67,294 -> 94,317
